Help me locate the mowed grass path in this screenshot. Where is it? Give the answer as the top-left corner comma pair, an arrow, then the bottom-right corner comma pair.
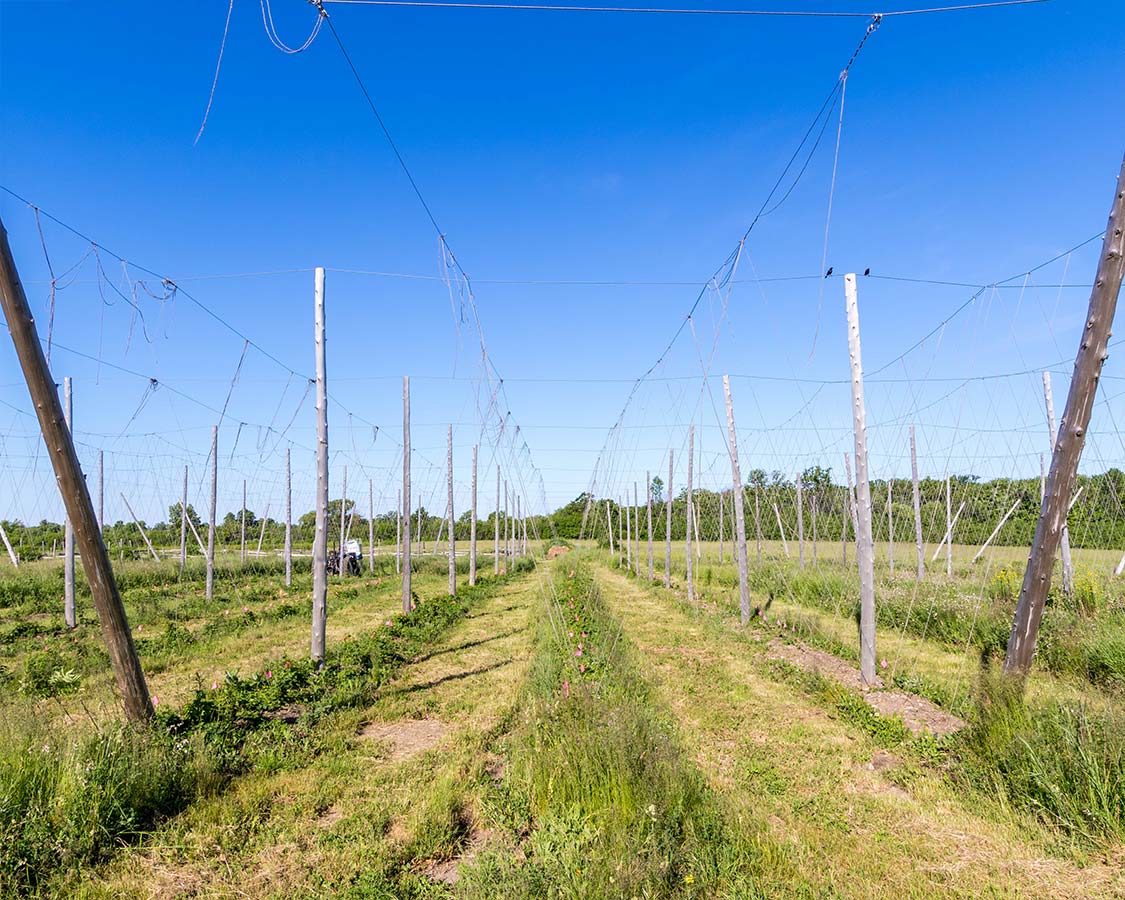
593,564 -> 1125,900
68,572 -> 538,899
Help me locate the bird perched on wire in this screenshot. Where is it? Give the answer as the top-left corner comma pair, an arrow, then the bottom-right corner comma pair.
824,266 -> 833,278
864,267 -> 871,276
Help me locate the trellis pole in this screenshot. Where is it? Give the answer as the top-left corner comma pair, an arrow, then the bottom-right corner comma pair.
207,425 -> 217,600
401,375 -> 412,612
646,471 -> 654,581
617,497 -> 623,565
772,502 -> 789,558
447,425 -> 456,595
974,499 -> 1022,564
625,492 -> 632,571
0,522 -> 17,567
495,467 -> 501,575
910,424 -> 924,580
722,375 -> 750,624
285,448 -> 293,587
470,445 -> 478,586
121,494 -> 160,562
665,451 -> 673,587
1043,371 -> 1075,596
312,267 -> 330,661
0,218 -> 152,720
1007,150 -> 1125,676
796,470 -> 805,569
945,476 -> 953,577
686,425 -> 694,602
605,499 -> 615,556
179,465 -> 188,574
887,479 -> 894,575
845,273 -> 877,685
503,480 -> 509,574
63,376 -> 75,628
931,502 -> 966,563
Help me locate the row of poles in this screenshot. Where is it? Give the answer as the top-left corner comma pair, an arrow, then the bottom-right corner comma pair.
1,150 -> 1123,717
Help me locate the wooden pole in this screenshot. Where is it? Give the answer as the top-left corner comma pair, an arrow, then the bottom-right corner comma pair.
772,502 -> 789,558
285,448 -> 292,587
605,499 -> 615,556
722,375 -> 750,625
0,218 -> 152,721
312,267 -> 329,662
121,494 -> 160,562
845,273 -> 877,685
1043,370 -> 1075,596
207,426 -> 217,600
186,504 -> 207,555
945,476 -> 952,577
974,498 -> 1022,563
179,465 -> 188,574
401,375 -> 412,612
796,470 -> 805,569
686,426 -> 695,602
255,503 -> 270,556
665,451 -> 673,587
930,502 -> 966,563
447,425 -> 456,595
470,444 -> 478,586
646,471 -> 654,581
1007,153 -> 1125,675
0,522 -> 17,568
887,478 -> 894,576
625,490 -> 632,571
503,480 -> 509,574
63,376 -> 76,628
910,424 -> 924,580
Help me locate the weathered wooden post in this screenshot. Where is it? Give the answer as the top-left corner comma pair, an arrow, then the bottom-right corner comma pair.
646,471 -> 654,581
1042,371 -> 1075,596
179,465 -> 188,574
0,218 -> 153,721
686,425 -> 695,602
312,267 -> 330,661
63,376 -> 75,627
255,503 -> 270,557
605,499 -> 615,556
665,451 -> 673,587
796,469 -> 805,569
0,522 -> 17,568
285,447 -> 292,587
401,375 -> 412,612
470,445 -> 478,586
845,273 -> 877,685
772,502 -> 789,558
447,425 -> 456,595
974,499 -> 1021,563
207,425 -> 217,600
1006,152 -> 1125,676
910,424 -> 924,580
722,375 -> 750,624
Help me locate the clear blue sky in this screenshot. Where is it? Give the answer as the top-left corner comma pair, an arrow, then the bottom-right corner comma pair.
3,0 -> 1125,526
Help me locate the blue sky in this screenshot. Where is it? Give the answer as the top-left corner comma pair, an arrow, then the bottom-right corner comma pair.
3,0 -> 1125,526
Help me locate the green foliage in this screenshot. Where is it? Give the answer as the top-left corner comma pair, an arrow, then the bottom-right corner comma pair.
19,648 -> 80,698
956,673 -> 1125,845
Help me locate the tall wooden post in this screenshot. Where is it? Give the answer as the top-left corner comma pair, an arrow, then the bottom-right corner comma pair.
686,425 -> 694,603
256,503 -> 270,556
646,471 -> 654,581
312,267 -> 330,661
796,470 -> 805,569
240,479 -> 247,564
0,218 -> 153,721
910,424 -> 924,580
63,376 -> 76,628
722,376 -> 750,624
845,273 -> 877,685
1042,371 -> 1075,595
887,479 -> 894,575
447,425 -> 456,595
285,447 -> 292,587
207,426 -> 217,600
605,500 -> 615,556
401,375 -> 412,612
0,522 -> 16,568
1006,153 -> 1125,675
470,445 -> 478,586
494,467 -> 501,575
945,475 -> 953,578
665,451 -> 673,588
179,465 -> 188,574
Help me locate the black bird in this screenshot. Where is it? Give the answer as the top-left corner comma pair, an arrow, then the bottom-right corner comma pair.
824,266 -> 833,278
864,267 -> 871,276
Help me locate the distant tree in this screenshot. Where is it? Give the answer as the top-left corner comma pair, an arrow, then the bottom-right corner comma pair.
651,476 -> 664,503
746,468 -> 768,489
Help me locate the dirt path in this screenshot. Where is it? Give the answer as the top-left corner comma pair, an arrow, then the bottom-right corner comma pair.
595,565 -> 1125,900
78,573 -> 539,899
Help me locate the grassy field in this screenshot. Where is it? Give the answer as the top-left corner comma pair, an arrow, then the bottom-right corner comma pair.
0,541 -> 1122,897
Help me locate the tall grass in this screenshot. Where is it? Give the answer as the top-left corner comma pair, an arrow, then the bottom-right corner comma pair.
957,672 -> 1125,846
462,563 -> 801,899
